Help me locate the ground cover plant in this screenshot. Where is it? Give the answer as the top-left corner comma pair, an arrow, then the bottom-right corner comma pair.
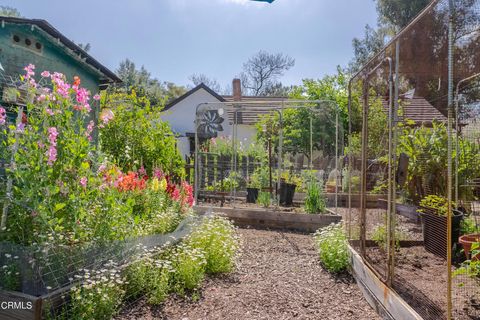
313,223 -> 350,273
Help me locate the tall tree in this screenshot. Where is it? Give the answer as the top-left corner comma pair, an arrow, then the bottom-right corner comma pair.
240,51 -> 295,96
349,0 -> 431,73
376,0 -> 431,30
189,73 -> 222,92
0,6 -> 21,17
115,58 -> 186,107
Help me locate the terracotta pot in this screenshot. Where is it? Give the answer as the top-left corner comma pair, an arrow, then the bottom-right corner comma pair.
459,234 -> 480,260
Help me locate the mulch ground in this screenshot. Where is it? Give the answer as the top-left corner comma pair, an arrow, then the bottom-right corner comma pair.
116,228 -> 378,320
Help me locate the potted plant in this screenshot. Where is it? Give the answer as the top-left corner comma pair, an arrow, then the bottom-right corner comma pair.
418,195 -> 464,259
279,171 -> 300,206
459,215 -> 480,260
246,172 -> 260,203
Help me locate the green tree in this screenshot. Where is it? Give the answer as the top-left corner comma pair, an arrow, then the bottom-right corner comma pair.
0,6 -> 21,17
376,0 -> 431,29
115,59 -> 186,108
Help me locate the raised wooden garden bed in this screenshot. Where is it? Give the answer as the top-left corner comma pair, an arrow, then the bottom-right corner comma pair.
194,206 -> 341,232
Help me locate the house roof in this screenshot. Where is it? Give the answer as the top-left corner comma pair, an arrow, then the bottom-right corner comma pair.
163,83 -> 226,111
382,97 -> 447,125
0,16 -> 122,84
163,82 -> 300,125
222,95 -> 287,125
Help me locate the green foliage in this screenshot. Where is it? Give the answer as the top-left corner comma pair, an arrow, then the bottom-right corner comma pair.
313,223 -> 350,273
257,191 -> 271,208
418,195 -> 456,216
454,242 -> 480,280
375,0 -> 430,29
100,90 -> 185,178
371,224 -> 408,250
461,216 -> 479,235
0,255 -> 20,291
207,136 -> 234,156
304,181 -> 326,214
398,121 -> 480,203
187,217 -> 239,274
115,58 -> 186,107
125,258 -> 172,304
170,244 -> 206,295
68,264 -> 125,320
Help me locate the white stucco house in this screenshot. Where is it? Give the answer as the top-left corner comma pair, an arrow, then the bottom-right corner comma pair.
161,79 -> 285,159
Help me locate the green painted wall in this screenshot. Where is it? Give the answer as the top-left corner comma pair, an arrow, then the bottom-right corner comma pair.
0,22 -> 101,95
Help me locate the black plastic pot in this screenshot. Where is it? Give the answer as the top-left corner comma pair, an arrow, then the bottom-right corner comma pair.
279,182 -> 296,206
246,187 -> 259,203
420,208 -> 463,259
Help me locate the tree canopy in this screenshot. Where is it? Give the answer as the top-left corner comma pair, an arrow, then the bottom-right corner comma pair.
240,51 -> 295,96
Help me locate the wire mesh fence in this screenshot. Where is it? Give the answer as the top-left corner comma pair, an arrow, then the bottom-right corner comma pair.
193,100 -> 345,213
347,0 -> 480,319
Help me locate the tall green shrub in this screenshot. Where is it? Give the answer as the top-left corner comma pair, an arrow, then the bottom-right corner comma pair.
100,90 -> 185,177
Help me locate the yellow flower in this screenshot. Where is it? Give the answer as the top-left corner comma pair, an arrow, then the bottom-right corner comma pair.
151,178 -> 160,191
159,178 -> 167,191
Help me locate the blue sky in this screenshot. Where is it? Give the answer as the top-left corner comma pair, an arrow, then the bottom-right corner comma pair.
2,0 -> 378,90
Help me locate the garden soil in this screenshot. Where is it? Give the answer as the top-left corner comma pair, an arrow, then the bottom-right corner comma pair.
116,228 -> 379,320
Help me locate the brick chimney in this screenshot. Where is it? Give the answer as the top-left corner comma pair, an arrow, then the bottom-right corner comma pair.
232,78 -> 242,101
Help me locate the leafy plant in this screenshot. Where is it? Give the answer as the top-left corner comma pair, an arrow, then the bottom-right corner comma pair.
371,224 -> 409,250
100,90 -> 185,178
187,217 -> 239,274
454,242 -> 480,280
313,223 -> 350,273
461,216 -> 479,235
170,244 -> 206,295
257,191 -> 271,208
304,181 -> 326,214
69,263 -> 125,320
417,195 -> 457,216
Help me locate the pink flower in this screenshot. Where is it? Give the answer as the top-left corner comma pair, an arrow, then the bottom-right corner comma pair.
48,127 -> 58,145
79,177 -> 87,188
98,164 -> 107,173
0,107 -> 6,125
24,64 -> 35,80
47,145 -> 57,165
41,71 -> 50,78
45,108 -> 54,116
37,94 -> 47,102
85,120 -> 94,141
99,109 -> 114,128
93,94 -> 101,101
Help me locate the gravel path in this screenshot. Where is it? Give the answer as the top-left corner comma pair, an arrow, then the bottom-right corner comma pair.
117,228 -> 379,320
